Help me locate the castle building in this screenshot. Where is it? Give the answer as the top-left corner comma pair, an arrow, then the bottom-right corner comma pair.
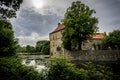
49,23 -> 106,55
49,23 -> 65,55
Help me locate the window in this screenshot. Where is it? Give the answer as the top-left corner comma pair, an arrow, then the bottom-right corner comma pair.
57,46 -> 61,51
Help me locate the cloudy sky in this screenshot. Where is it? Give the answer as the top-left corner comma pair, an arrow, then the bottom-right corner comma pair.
10,0 -> 120,46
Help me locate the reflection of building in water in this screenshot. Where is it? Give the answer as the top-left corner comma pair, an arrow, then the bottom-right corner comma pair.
49,23 -> 106,55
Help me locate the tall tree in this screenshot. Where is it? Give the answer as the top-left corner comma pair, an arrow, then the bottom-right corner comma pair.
62,1 -> 98,50
0,0 -> 23,56
0,0 -> 23,19
102,30 -> 120,50
0,20 -> 16,56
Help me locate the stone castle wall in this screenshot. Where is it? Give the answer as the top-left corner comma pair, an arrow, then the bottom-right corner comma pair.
64,50 -> 120,65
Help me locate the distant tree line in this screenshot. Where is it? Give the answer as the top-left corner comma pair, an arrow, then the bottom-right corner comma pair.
17,40 -> 50,55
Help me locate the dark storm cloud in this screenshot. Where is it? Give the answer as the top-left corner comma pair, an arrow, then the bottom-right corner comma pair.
12,8 -> 61,37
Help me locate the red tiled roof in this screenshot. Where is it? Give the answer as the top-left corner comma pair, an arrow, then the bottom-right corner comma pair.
92,33 -> 106,39
50,24 -> 106,39
51,24 -> 65,34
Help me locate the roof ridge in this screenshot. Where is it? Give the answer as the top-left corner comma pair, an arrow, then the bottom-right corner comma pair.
50,24 -> 65,34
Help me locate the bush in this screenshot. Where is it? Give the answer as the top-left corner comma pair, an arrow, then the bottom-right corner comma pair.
79,62 -> 115,80
48,54 -> 117,80
48,55 -> 79,80
0,57 -> 44,80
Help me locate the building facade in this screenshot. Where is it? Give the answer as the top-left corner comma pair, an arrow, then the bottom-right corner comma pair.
49,23 -> 106,55
49,23 -> 65,55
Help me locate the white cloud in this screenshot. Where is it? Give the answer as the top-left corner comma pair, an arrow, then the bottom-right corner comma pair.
17,32 -> 49,46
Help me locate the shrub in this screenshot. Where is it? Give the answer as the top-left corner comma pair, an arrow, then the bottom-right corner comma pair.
48,54 -> 79,80
0,57 -> 44,80
79,62 -> 115,80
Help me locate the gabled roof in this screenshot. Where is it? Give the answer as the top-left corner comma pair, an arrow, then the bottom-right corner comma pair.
50,23 -> 106,39
92,33 -> 106,39
50,23 -> 65,34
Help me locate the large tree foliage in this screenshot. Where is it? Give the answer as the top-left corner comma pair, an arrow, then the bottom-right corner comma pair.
102,30 -> 120,50
16,45 -> 36,53
0,20 -> 17,56
62,1 -> 98,50
0,0 -> 23,19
